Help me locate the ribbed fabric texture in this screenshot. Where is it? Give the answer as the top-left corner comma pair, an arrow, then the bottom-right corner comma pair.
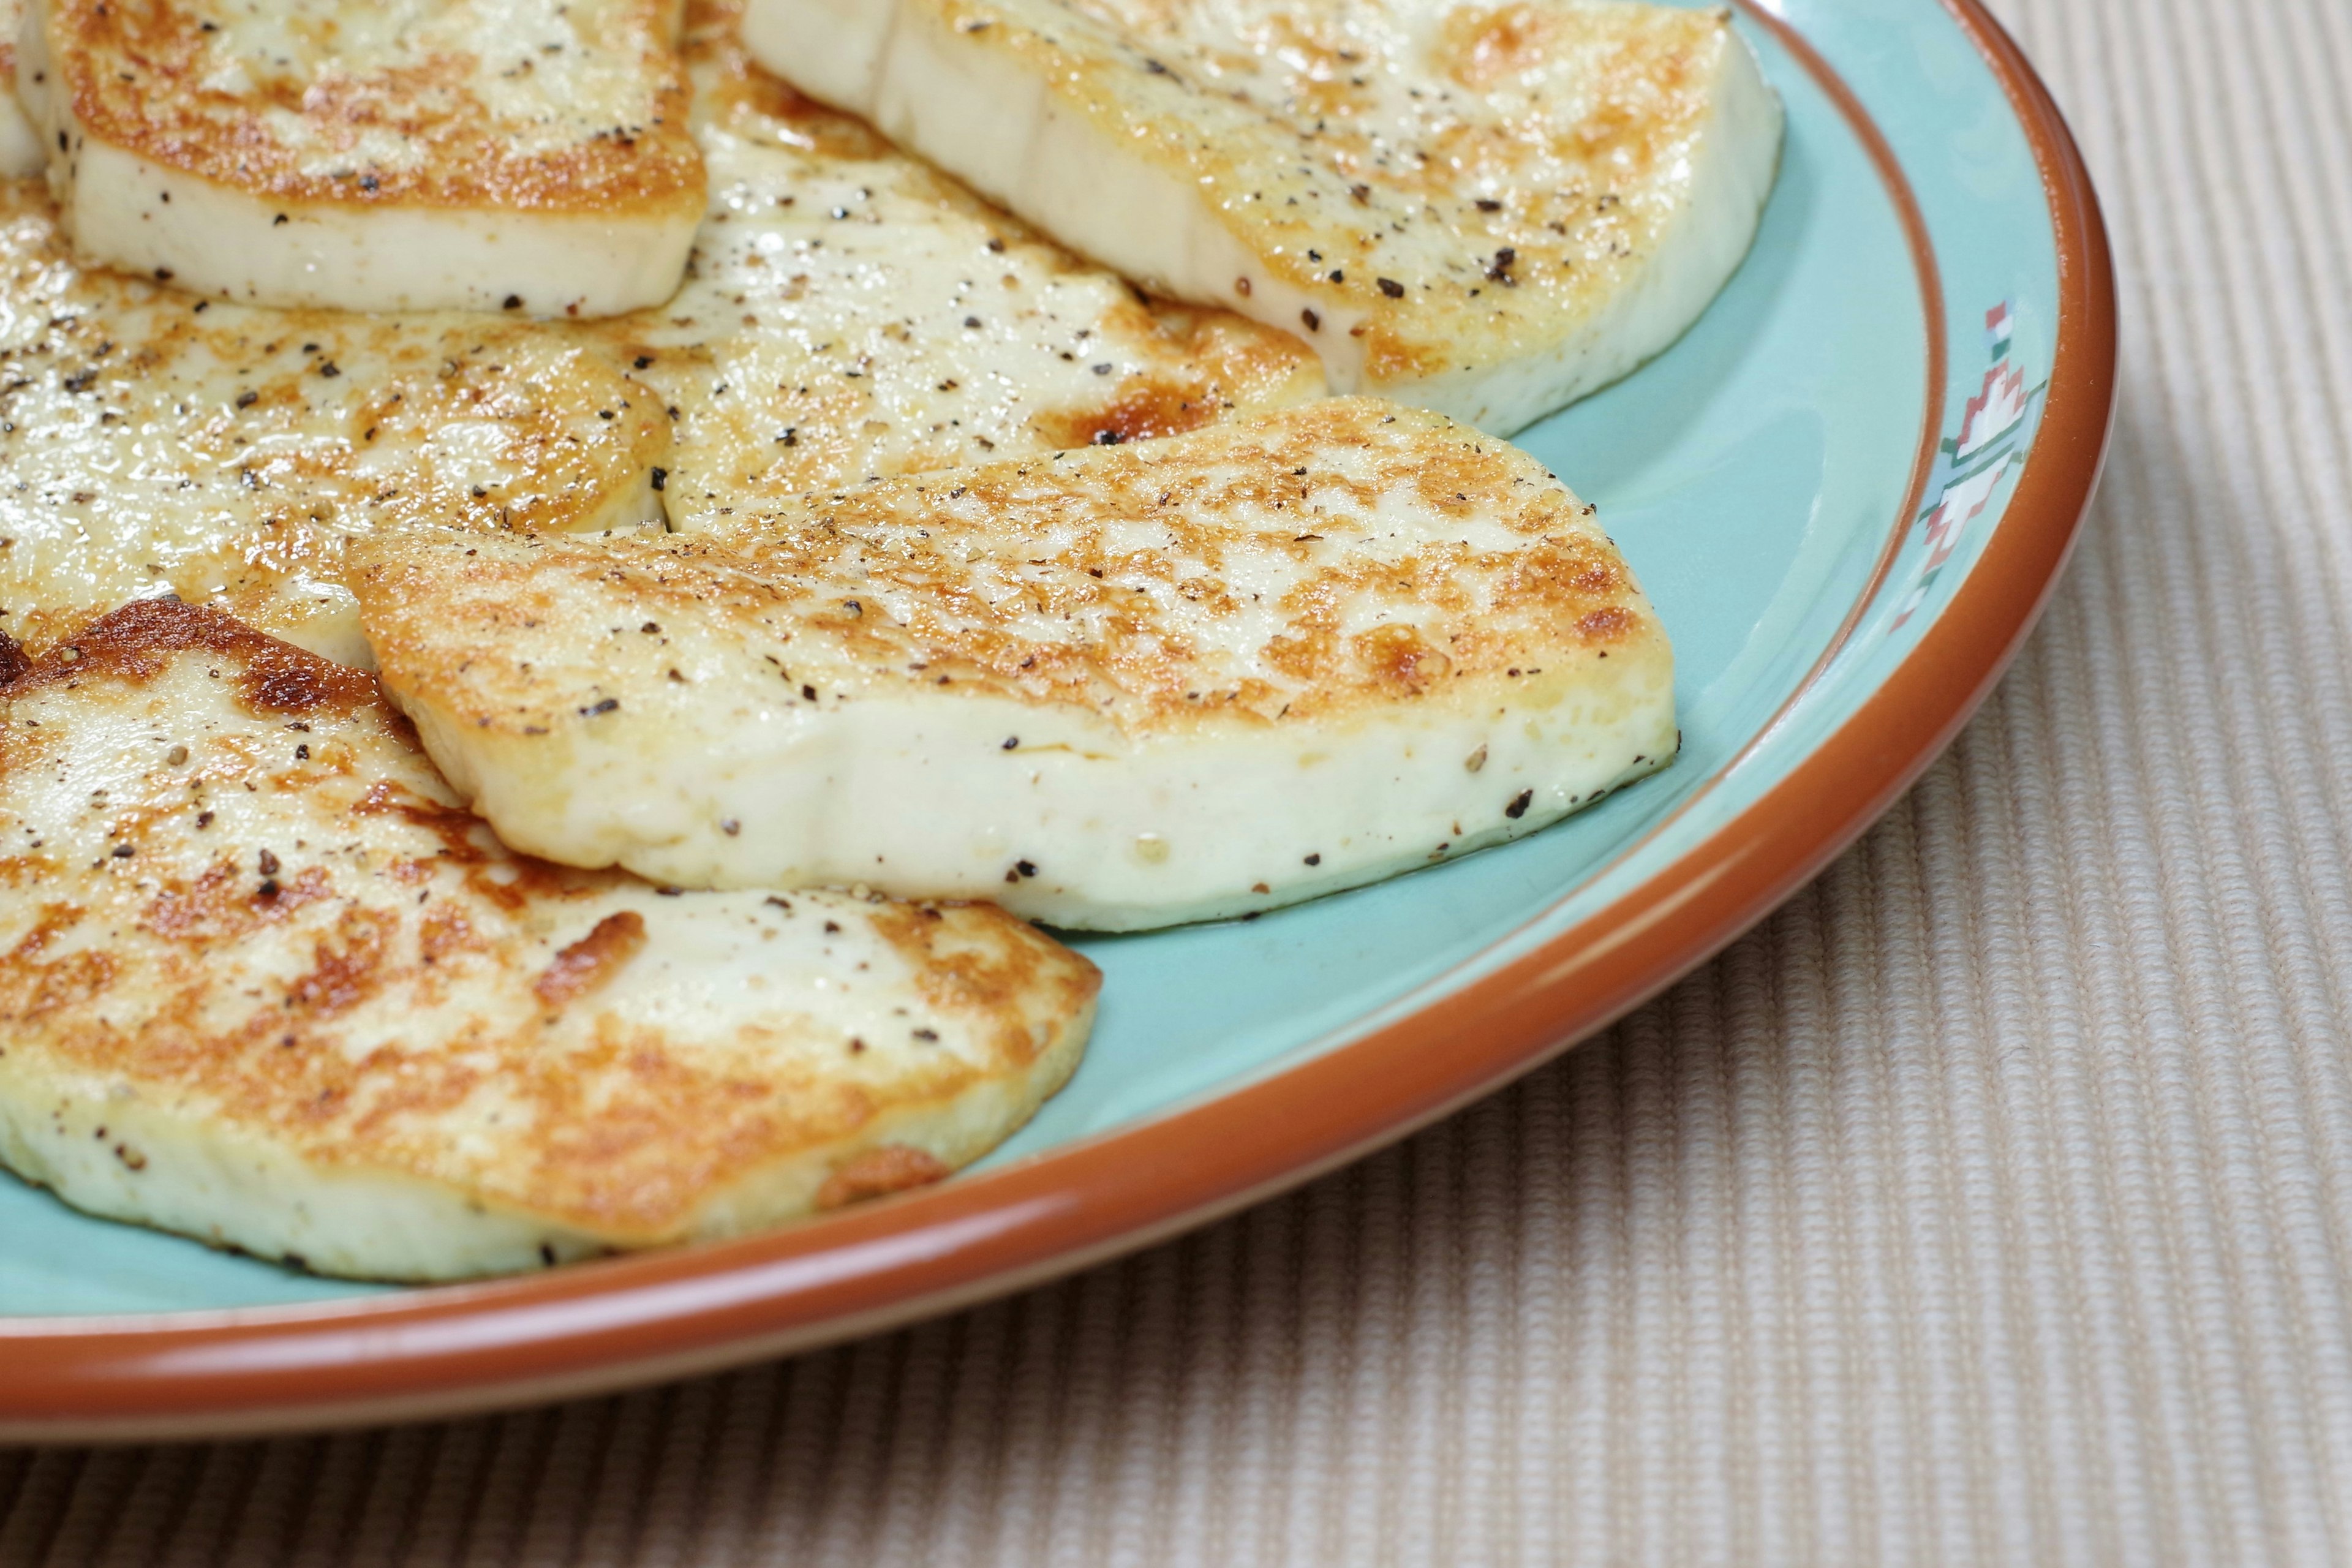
7,0 -> 2351,1559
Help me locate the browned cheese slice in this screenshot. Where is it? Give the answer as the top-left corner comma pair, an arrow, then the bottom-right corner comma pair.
353,399 -> 1678,932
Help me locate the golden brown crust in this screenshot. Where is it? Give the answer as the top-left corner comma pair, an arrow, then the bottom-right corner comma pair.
867,899 -> 1102,1063
1025,304 -> 1314,451
533,910 -> 649,1008
46,0 -> 704,215
0,628 -> 31,688
12,595 -> 385,715
815,1144 -> 952,1209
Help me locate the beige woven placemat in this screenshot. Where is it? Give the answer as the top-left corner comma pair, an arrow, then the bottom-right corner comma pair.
7,0 -> 2351,1559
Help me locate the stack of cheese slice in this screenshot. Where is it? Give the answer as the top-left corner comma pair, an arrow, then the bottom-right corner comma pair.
0,0 -> 1318,666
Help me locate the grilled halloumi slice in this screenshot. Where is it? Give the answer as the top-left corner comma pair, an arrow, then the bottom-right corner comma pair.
0,599 -> 1098,1281
15,0 -> 706,315
353,398 -> 1677,932
744,0 -> 1781,434
592,2 -> 1322,526
0,178 -> 669,665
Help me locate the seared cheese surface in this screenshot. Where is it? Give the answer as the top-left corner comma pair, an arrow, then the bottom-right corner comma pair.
16,0 -> 706,313
594,2 -> 1322,526
355,399 -> 1678,930
0,179 -> 668,663
0,600 -> 1098,1280
744,0 -> 1781,432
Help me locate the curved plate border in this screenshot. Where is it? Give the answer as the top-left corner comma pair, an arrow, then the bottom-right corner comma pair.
0,0 -> 2117,1444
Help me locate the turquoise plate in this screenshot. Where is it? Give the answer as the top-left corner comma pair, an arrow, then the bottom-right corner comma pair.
0,0 -> 2114,1439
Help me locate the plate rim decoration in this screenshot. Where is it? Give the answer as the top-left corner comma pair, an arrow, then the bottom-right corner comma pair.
0,0 -> 2117,1442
